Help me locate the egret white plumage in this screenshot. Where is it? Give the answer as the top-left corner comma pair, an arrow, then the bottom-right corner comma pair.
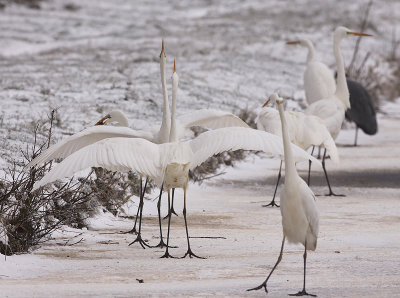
257,98 -> 338,207
306,26 -> 372,196
32,64 -> 319,259
249,93 -> 319,296
286,39 -> 336,105
27,41 -> 250,249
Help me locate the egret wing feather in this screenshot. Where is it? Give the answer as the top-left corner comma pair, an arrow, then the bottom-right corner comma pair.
32,137 -> 163,191
304,61 -> 336,104
26,126 -> 154,169
179,109 -> 249,130
306,99 -> 345,140
188,127 -> 320,170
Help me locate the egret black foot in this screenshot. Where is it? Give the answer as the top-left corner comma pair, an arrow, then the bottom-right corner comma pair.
262,200 -> 280,208
181,248 -> 206,259
120,228 -> 138,235
128,234 -> 151,249
150,240 -> 178,249
150,239 -> 168,248
160,251 -> 177,258
289,290 -> 316,297
325,192 -> 345,197
247,283 -> 268,293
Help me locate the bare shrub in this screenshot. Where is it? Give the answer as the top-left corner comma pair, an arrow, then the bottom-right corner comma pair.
346,0 -> 400,106
0,129 -> 94,255
81,168 -> 145,216
236,108 -> 257,129
0,111 -> 145,255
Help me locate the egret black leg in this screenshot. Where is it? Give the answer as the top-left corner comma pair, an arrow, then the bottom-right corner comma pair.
129,178 -> 151,248
132,204 -> 140,233
161,190 -> 177,258
121,177 -> 143,234
163,188 -> 178,219
247,236 -> 286,293
170,188 -> 179,216
181,187 -> 205,259
322,149 -> 345,197
263,161 -> 282,208
307,147 -> 315,186
289,243 -> 316,297
151,184 -> 169,248
354,125 -> 359,147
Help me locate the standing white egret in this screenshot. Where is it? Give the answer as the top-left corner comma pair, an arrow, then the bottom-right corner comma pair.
286,39 -> 336,105
32,65 -> 319,259
248,93 -> 319,296
306,26 -> 372,196
257,99 -> 338,207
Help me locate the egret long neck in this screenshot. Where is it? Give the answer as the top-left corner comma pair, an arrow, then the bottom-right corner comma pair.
277,103 -> 297,180
159,58 -> 171,143
169,72 -> 179,142
333,34 -> 350,108
304,39 -> 315,63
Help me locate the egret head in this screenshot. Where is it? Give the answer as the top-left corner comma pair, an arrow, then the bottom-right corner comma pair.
160,40 -> 166,64
95,110 -> 129,127
263,93 -> 284,107
172,59 -> 179,84
335,26 -> 372,40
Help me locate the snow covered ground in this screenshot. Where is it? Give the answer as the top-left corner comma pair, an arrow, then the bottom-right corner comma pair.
0,0 -> 399,166
1,0 -> 400,297
1,116 -> 400,297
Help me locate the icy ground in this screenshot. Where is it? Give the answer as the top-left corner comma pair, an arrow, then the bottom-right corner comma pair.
1,116 -> 400,297
1,0 -> 400,297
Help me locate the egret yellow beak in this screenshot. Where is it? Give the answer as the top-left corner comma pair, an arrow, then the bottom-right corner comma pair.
348,31 -> 373,37
174,59 -> 176,72
286,41 -> 300,45
262,99 -> 271,107
160,40 -> 165,58
95,115 -> 110,126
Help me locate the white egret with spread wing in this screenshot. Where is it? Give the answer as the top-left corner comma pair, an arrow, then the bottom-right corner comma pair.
32,65 -> 319,259
27,42 -> 250,249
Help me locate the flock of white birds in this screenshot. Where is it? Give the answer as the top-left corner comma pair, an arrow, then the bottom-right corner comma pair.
26,26 -> 372,296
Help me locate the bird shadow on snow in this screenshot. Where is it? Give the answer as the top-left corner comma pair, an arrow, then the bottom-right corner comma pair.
302,169 -> 400,189
219,168 -> 400,190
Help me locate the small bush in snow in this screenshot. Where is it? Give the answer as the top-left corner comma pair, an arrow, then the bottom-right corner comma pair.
0,111 -> 145,255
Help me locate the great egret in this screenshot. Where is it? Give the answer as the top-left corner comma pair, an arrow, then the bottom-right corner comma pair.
257,98 -> 338,207
286,39 -> 336,105
27,42 -> 250,249
248,93 -> 319,296
345,79 -> 377,146
306,26 -> 372,196
32,65 -> 320,259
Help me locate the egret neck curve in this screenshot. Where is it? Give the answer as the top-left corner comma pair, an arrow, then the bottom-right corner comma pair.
333,31 -> 350,108
277,102 -> 298,180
